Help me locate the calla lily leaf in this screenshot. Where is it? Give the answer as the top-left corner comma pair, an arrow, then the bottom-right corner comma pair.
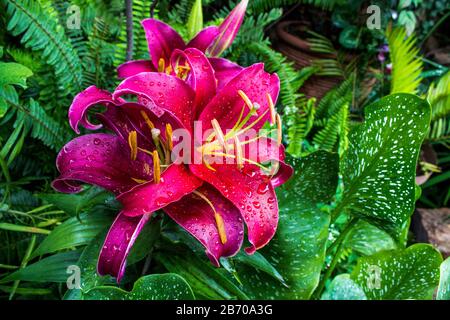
338,93 -> 431,239
321,274 -> 367,300
0,250 -> 81,284
350,244 -> 442,300
437,257 -> 450,300
84,274 -> 194,300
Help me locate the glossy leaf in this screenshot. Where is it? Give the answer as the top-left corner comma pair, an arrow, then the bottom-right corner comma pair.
83,274 -> 194,300
344,220 -> 396,256
351,244 -> 442,300
31,213 -> 113,259
339,94 -> 431,238
0,251 -> 81,283
437,257 -> 450,300
321,274 -> 367,300
234,152 -> 337,299
0,62 -> 33,88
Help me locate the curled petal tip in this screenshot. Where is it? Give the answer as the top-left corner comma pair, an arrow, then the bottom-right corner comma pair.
207,0 -> 248,57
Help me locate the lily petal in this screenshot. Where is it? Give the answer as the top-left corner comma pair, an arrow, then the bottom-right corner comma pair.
117,60 -> 154,79
52,134 -> 152,194
141,19 -> 185,70
118,164 -> 203,217
97,212 -> 151,282
187,26 -> 220,52
171,48 -> 216,116
199,63 -> 280,133
243,137 -> 293,187
68,86 -> 114,134
190,163 -> 278,255
207,0 -> 248,57
209,57 -> 243,91
164,184 -> 244,265
113,72 -> 195,131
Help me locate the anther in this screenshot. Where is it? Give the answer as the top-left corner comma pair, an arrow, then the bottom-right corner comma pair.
238,90 -> 253,110
214,213 -> 228,245
267,93 -> 276,124
276,114 -> 282,146
128,131 -> 138,161
193,190 -> 227,244
234,136 -> 243,170
152,150 -> 161,183
141,110 -> 155,130
166,123 -> 173,151
211,119 -> 228,151
158,58 -> 165,73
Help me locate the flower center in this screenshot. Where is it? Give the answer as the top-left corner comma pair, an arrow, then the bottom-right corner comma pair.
128,114 -> 174,184
199,90 -> 281,173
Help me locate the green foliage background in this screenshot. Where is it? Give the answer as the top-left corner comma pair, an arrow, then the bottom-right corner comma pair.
0,0 -> 449,300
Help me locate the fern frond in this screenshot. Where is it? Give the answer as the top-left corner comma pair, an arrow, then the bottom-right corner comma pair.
387,27 -> 423,94
4,0 -> 84,93
427,71 -> 450,121
285,97 -> 316,157
8,98 -> 66,150
312,102 -> 349,152
249,42 -> 316,108
315,75 -> 354,119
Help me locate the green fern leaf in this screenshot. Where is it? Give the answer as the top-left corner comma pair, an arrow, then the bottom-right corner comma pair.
4,0 -> 84,94
387,27 -> 423,94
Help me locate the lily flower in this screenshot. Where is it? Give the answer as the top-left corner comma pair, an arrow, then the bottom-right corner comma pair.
53,48 -> 293,282
118,0 -> 248,90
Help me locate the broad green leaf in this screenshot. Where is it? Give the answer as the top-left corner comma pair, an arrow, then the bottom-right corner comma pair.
187,0 -> 203,39
64,231 -> 117,300
0,250 -> 81,283
283,151 -> 339,203
0,62 -> 33,88
127,218 -> 161,265
234,152 -> 337,299
236,197 -> 329,299
437,257 -> 450,300
156,245 -> 249,300
84,274 -> 194,300
31,213 -> 113,259
345,220 -> 396,256
0,96 -> 7,118
339,94 -> 431,238
351,244 -> 442,300
321,274 -> 367,300
39,187 -> 117,216
233,251 -> 286,285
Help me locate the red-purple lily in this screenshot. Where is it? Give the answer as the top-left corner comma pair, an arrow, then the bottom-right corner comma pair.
117,0 -> 248,91
53,47 -> 293,282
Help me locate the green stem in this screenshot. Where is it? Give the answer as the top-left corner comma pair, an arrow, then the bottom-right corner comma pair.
9,235 -> 36,300
313,218 -> 358,299
420,11 -> 450,47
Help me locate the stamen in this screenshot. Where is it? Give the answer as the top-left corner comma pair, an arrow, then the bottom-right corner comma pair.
141,110 -> 155,130
128,131 -> 138,161
276,114 -> 282,146
238,90 -> 253,110
211,119 -> 228,151
234,137 -> 243,170
132,178 -> 149,184
158,58 -> 165,73
267,93 -> 276,124
193,190 -> 227,244
166,123 -> 173,151
208,152 -> 270,173
152,150 -> 161,183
